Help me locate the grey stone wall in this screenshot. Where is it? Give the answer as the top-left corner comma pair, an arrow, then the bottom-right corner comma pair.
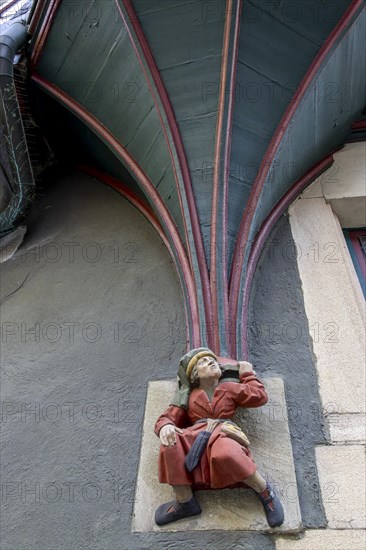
1,172 -> 326,547
1,171 -> 275,549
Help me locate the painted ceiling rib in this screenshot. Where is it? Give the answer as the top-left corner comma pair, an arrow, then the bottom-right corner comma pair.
210,0 -> 233,354
221,0 -> 242,357
352,119 -> 366,130
228,0 -> 365,353
31,73 -> 201,347
30,0 -> 60,68
119,0 -> 214,347
28,0 -> 48,35
210,0 -> 242,356
116,0 -> 192,254
240,153 -> 334,359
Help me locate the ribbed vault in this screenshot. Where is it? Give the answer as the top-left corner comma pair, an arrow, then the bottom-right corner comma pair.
27,0 -> 366,356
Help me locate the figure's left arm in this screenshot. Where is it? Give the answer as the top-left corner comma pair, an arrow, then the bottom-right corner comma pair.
231,361 -> 268,408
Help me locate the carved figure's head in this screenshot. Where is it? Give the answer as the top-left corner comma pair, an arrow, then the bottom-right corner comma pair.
190,355 -> 222,387
179,347 -> 221,387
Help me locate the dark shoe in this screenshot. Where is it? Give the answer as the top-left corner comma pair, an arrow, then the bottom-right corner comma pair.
155,495 -> 202,526
257,482 -> 284,527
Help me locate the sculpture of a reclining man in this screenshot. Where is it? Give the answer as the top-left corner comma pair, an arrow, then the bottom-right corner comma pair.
154,347 -> 284,527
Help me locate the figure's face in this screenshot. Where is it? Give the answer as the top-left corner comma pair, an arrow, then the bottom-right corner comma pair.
195,355 -> 221,380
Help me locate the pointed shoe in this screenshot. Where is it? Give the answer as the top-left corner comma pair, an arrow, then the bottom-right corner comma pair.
258,482 -> 285,528
155,495 -> 202,526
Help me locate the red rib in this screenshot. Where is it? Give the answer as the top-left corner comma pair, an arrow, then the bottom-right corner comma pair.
30,0 -> 61,68
31,74 -> 201,346
352,120 -> 366,130
349,230 -> 366,280
223,0 -> 242,355
119,0 -> 213,347
29,0 -> 48,35
210,0 -> 234,353
240,154 -> 334,358
229,0 -> 364,352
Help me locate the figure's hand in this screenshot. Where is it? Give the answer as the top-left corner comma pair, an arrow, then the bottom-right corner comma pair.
238,361 -> 254,376
159,424 -> 183,446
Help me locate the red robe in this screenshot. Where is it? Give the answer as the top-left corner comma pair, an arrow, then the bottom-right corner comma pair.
155,372 -> 268,489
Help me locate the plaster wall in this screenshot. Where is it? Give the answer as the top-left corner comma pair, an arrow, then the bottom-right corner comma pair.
0,171 -> 188,549
0,171 -> 276,549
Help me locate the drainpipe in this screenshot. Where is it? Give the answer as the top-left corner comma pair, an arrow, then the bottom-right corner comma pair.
0,21 -> 34,236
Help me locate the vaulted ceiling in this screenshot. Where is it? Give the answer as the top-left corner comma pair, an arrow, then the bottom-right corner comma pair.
28,0 -> 366,356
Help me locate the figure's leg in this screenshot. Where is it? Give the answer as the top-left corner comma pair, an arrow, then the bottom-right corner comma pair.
209,434 -> 258,487
244,470 -> 284,528
155,432 -> 202,526
242,471 -> 267,493
155,485 -> 201,526
172,484 -> 193,502
209,434 -> 284,527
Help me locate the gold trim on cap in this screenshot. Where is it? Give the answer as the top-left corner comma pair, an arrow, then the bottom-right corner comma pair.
186,351 -> 217,379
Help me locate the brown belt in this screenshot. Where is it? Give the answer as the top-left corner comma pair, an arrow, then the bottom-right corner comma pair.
185,419 -> 250,472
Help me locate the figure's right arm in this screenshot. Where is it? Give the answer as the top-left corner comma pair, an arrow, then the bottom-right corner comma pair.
154,405 -> 189,437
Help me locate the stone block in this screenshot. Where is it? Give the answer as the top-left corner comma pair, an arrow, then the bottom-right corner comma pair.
276,529 -> 366,550
289,198 -> 366,414
316,445 -> 366,529
327,413 -> 366,444
300,177 -> 324,198
323,143 -> 366,200
132,378 -> 302,532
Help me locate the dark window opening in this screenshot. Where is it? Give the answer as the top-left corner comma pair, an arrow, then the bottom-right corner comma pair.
343,228 -> 366,298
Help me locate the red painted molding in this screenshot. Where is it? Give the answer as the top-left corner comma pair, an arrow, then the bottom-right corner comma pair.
224,0 -> 242,353
352,120 -> 366,130
240,154 -> 334,358
31,73 -> 201,346
229,0 -> 364,352
117,0 -> 213,347
349,229 -> 366,280
31,0 -> 61,68
210,0 -> 234,353
210,0 -> 242,355
28,0 -> 48,35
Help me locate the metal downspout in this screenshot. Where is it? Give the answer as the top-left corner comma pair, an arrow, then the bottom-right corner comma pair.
0,21 -> 34,236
